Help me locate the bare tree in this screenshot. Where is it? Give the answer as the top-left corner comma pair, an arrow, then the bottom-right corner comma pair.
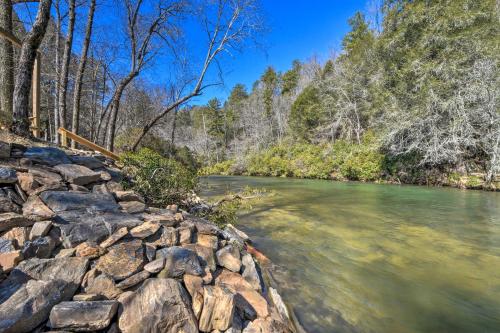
57,0 -> 76,134
104,0 -> 185,151
11,0 -> 52,136
131,0 -> 262,151
71,0 -> 96,148
0,0 -> 14,127
52,0 -> 64,143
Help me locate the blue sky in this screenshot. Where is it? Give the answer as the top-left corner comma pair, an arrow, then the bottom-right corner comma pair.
191,0 -> 370,104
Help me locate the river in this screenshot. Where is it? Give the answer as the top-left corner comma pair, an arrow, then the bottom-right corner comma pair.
199,176 -> 500,333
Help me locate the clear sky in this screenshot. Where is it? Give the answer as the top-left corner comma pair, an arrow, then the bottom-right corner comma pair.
191,0 -> 370,104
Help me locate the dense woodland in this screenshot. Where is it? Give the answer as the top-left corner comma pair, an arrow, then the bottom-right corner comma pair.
0,0 -> 499,189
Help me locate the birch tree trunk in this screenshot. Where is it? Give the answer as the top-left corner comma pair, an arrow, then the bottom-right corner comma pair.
0,0 -> 13,127
11,0 -> 52,136
71,0 -> 96,148
57,0 -> 75,133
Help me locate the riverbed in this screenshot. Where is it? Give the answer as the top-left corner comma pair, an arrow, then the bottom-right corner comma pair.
200,176 -> 500,333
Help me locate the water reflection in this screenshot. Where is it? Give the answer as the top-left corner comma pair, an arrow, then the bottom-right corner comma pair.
200,176 -> 500,333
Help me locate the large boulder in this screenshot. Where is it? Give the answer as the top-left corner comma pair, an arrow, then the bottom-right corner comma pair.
156,246 -> 203,278
54,164 -> 101,185
0,257 -> 89,333
23,147 -> 72,166
118,278 -> 198,333
40,191 -> 120,213
69,155 -> 105,170
49,301 -> 118,331
95,239 -> 145,281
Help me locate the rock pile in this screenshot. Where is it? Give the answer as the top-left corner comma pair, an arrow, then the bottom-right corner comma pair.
0,141 -> 294,333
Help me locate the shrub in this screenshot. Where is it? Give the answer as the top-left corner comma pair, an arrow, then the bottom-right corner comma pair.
120,148 -> 198,206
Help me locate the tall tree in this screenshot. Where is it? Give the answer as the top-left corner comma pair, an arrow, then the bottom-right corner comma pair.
57,0 -> 76,136
0,0 -> 13,127
71,0 -> 96,148
11,0 -> 52,136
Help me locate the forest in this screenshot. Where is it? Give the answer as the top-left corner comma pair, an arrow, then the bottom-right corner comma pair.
0,0 -> 499,190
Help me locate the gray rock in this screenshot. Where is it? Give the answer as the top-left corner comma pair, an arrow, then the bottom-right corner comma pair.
113,191 -> 144,203
54,164 -> 102,186
183,243 -> 217,272
119,201 -> 146,214
118,278 -> 198,333
223,224 -> 249,246
0,238 -> 16,253
0,167 -> 17,184
144,243 -> 155,261
23,147 -> 72,166
241,253 -> 263,292
29,220 -> 53,240
81,268 -> 123,300
49,301 -> 118,331
199,285 -> 235,332
216,244 -> 242,273
22,236 -> 56,259
22,195 -> 55,221
0,212 -> 34,232
4,187 -> 24,206
0,189 -> 21,213
92,183 -> 110,194
69,155 -> 105,170
0,141 -> 10,158
151,226 -> 178,247
156,246 -> 203,278
143,257 -> 165,273
186,217 -> 222,236
69,184 -> 90,192
116,270 -> 150,290
0,257 -> 89,332
40,191 -> 120,213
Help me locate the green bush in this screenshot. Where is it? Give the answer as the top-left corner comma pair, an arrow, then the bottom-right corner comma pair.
120,148 -> 198,206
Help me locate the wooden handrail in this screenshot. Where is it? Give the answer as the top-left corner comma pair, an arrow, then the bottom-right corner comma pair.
58,127 -> 120,161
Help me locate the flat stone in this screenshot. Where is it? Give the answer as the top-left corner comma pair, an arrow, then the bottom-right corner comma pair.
216,244 -> 242,273
23,195 -> 55,220
17,172 -> 40,194
129,221 -> 160,239
114,191 -> 144,203
75,241 -> 106,259
73,293 -> 104,301
40,191 -> 120,213
184,243 -> 217,272
143,257 -> 165,273
49,300 -> 118,331
27,166 -> 63,185
81,268 -> 122,300
118,278 -> 198,333
269,287 -> 290,322
70,184 -> 90,192
95,239 -> 145,280
23,147 -> 72,166
156,246 -> 203,278
241,253 -> 263,292
99,227 -> 128,248
0,212 -> 34,232
0,167 -> 17,184
187,217 -> 222,236
29,220 -> 52,240
199,285 -> 236,332
2,227 -> 30,248
142,212 -> 178,227
0,257 -> 89,332
0,250 -> 23,272
152,226 -> 178,247
0,238 -> 16,253
223,224 -> 249,246
55,248 -> 76,258
22,236 -> 56,259
197,233 -> 219,250
116,270 -> 150,289
69,155 -> 105,169
119,201 -> 146,214
54,164 -> 102,186
215,270 -> 269,319
92,183 -> 110,194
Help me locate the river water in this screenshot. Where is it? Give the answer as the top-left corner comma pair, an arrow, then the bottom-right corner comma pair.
199,176 -> 500,333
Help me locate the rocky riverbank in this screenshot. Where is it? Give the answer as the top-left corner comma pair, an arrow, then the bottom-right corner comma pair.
0,139 -> 295,333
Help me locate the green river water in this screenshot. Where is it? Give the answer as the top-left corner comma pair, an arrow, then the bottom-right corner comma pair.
200,176 -> 500,333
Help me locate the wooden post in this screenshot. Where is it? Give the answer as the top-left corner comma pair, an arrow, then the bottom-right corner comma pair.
31,52 -> 41,138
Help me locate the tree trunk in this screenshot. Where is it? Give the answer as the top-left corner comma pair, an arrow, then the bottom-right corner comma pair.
11,0 -> 52,136
57,0 -> 75,132
53,0 -> 61,143
71,0 -> 95,148
170,108 -> 177,145
105,72 -> 137,151
0,0 -> 13,127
